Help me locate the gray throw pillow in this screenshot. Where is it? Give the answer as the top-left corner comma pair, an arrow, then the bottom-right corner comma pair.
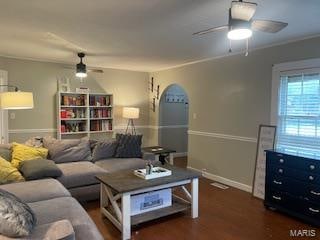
43,137 -> 92,163
19,159 -> 62,180
92,140 -> 118,162
0,189 -> 36,237
115,134 -> 142,158
0,144 -> 12,161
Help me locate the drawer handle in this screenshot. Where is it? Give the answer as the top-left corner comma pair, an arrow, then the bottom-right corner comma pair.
310,165 -> 316,170
310,190 -> 320,196
279,158 -> 284,163
278,169 -> 283,174
273,180 -> 282,185
272,195 -> 282,201
309,207 -> 320,213
309,176 -> 314,181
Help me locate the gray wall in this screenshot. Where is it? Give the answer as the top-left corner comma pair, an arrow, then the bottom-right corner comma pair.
150,36 -> 320,187
2,36 -> 320,189
0,57 -> 151,144
159,84 -> 188,153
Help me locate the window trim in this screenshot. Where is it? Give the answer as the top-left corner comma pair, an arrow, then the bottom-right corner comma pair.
271,58 -> 320,125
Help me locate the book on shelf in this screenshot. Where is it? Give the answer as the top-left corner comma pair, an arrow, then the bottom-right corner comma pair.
61,121 -> 87,133
61,95 -> 86,106
89,109 -> 111,118
89,95 -> 111,106
61,109 -> 86,119
90,120 -> 112,131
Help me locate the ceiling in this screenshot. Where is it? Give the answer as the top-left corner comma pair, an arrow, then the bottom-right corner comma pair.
0,0 -> 319,72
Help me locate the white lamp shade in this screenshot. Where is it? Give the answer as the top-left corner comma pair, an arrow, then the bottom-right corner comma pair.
122,107 -> 139,119
0,92 -> 34,109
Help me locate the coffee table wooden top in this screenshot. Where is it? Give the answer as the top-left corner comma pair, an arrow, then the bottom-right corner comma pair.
96,165 -> 200,193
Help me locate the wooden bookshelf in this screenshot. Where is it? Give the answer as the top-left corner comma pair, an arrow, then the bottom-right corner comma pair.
57,92 -> 113,139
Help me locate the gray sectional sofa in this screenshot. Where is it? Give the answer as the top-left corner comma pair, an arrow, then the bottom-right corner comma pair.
0,179 -> 103,240
0,137 -> 158,239
56,157 -> 153,201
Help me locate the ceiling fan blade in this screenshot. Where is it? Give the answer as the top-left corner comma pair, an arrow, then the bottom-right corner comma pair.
63,66 -> 104,74
231,1 -> 257,21
43,32 -> 86,53
193,25 -> 228,36
88,69 -> 104,73
252,20 -> 288,33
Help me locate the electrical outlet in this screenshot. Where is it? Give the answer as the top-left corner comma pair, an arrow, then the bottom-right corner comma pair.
201,168 -> 207,176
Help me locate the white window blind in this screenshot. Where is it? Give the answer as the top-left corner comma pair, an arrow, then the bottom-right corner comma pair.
277,70 -> 320,157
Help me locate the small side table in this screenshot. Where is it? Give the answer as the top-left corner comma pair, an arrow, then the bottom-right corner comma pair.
142,146 -> 176,165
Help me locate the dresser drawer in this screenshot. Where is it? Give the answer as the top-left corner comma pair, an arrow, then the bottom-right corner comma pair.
266,174 -> 320,202
305,184 -> 320,202
265,189 -> 299,211
267,152 -> 320,172
302,202 -> 320,219
266,174 -> 304,196
267,164 -> 320,184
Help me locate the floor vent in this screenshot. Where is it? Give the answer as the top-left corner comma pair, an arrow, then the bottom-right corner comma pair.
210,182 -> 229,190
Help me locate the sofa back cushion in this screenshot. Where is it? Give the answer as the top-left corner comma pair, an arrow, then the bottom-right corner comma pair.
43,137 -> 92,163
115,134 -> 142,158
0,157 -> 24,184
20,159 -> 63,181
11,143 -> 48,169
91,140 -> 118,162
0,189 -> 37,237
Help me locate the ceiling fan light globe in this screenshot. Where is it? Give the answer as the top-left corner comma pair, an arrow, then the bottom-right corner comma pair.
227,28 -> 252,40
75,72 -> 87,78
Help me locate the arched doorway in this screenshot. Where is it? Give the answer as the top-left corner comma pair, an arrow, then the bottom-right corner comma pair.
158,84 -> 189,166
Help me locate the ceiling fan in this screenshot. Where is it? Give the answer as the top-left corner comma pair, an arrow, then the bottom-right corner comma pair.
43,32 -> 104,77
193,0 -> 288,54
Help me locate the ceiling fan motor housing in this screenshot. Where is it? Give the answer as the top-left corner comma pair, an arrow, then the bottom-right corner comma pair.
229,19 -> 251,31
76,62 -> 86,74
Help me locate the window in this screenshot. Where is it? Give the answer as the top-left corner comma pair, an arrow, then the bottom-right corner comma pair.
277,71 -> 320,157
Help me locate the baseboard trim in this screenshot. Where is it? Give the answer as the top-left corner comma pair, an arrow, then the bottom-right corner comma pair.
187,166 -> 252,193
173,152 -> 188,158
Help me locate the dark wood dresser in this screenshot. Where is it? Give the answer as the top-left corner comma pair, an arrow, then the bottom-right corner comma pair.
265,150 -> 320,226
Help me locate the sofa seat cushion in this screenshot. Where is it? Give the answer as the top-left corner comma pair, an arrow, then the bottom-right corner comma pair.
57,162 -> 106,189
95,158 -> 151,172
0,179 -> 70,203
1,220 -> 75,240
28,197 -> 103,240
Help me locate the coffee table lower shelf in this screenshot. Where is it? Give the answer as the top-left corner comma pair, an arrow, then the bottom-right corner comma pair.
132,196 -> 190,225
103,196 -> 190,226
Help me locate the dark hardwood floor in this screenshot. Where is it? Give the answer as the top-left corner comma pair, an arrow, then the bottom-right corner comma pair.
83,157 -> 318,240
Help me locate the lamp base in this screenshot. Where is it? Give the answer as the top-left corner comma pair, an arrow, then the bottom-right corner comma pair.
125,119 -> 136,135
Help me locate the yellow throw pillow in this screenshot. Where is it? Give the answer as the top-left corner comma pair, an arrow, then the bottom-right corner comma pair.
0,156 -> 24,184
11,142 -> 48,168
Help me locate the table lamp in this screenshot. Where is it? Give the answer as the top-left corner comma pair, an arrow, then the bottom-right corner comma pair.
122,107 -> 139,135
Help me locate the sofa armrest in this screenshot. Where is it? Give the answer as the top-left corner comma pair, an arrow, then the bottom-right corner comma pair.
0,220 -> 75,240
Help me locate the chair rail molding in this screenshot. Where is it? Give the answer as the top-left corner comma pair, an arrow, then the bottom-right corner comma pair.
188,130 -> 257,143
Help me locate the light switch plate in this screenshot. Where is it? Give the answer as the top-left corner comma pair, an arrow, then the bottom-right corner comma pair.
10,112 -> 15,119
